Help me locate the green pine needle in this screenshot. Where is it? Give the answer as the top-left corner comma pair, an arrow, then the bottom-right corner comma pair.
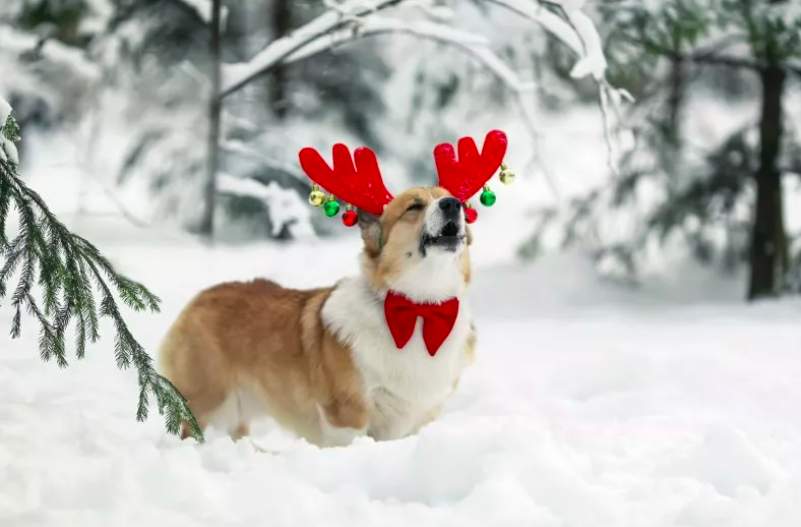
1,113 -> 203,443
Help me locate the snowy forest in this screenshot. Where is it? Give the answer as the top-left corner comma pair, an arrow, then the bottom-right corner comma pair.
2,0 -> 801,525
3,0 -> 801,297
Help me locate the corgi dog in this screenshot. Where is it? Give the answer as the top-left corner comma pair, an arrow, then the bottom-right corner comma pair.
158,130 -> 509,446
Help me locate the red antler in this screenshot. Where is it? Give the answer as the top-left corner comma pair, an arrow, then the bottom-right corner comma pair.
299,144 -> 394,216
433,130 -> 508,202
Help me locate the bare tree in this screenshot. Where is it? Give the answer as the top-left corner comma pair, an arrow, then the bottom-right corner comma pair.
198,0 -> 223,239
269,0 -> 294,119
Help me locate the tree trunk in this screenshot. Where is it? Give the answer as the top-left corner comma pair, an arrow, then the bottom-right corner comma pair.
199,0 -> 223,240
662,56 -> 686,197
664,56 -> 685,153
747,65 -> 787,300
269,0 -> 292,119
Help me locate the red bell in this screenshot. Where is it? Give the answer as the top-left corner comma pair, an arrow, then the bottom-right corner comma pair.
464,206 -> 478,224
342,210 -> 358,227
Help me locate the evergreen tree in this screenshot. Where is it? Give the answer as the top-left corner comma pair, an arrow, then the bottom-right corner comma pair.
0,99 -> 202,440
522,0 -> 801,299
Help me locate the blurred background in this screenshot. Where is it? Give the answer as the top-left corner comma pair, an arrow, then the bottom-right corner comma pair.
2,0 -> 800,302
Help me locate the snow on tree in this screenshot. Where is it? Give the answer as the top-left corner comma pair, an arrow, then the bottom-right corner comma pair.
198,0 -> 628,238
2,1 -> 629,244
520,0 -> 801,299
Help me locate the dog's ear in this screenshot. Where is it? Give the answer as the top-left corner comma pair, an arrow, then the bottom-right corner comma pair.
358,210 -> 382,257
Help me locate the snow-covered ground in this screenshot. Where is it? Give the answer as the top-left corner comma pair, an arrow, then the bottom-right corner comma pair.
3,94 -> 801,525
5,0 -> 801,521
2,210 -> 801,527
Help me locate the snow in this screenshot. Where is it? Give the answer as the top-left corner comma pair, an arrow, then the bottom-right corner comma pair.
177,0 -> 229,25
0,96 -> 18,165
2,165 -> 801,525
222,0 -> 610,96
495,0 -> 583,54
2,217 -> 801,526
217,173 -> 315,239
78,0 -> 114,36
273,13 -> 537,106
0,96 -> 11,127
2,13 -> 799,518
221,0 -> 403,96
0,26 -> 101,84
566,11 -> 607,80
282,16 -> 489,66
0,138 -> 19,165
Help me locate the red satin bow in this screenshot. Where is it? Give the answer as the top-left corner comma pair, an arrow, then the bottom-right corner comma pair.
384,291 -> 460,357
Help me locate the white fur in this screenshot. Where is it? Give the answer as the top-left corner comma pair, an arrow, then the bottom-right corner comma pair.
388,251 -> 467,303
423,196 -> 466,239
205,386 -> 268,436
390,197 -> 468,304
317,404 -> 368,447
322,253 -> 472,442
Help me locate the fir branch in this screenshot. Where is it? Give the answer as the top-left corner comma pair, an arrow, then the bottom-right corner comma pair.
0,113 -> 203,442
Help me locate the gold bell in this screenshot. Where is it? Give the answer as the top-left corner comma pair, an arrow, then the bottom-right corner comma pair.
308,185 -> 326,207
499,163 -> 515,185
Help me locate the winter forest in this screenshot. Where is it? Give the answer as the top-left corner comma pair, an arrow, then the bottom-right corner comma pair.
2,0 -> 801,525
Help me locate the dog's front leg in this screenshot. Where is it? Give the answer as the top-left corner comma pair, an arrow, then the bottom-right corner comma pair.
366,393 -> 419,441
316,400 -> 368,447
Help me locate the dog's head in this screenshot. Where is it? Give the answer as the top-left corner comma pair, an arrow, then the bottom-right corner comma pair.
299,130 -> 508,301
357,187 -> 471,301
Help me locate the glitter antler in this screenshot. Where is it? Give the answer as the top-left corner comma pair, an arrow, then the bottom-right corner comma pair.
299,144 -> 394,218
433,130 -> 508,223
433,130 -> 507,202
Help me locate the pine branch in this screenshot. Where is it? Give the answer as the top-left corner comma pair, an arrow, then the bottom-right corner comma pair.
0,113 -> 203,442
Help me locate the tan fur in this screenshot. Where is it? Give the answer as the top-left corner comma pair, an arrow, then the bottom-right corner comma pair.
361,187 -> 472,290
159,187 -> 475,445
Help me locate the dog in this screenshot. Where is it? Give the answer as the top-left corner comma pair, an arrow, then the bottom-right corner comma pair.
158,130 -> 509,446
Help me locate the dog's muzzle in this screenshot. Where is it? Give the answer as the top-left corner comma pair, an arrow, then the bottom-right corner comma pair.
421,197 -> 466,253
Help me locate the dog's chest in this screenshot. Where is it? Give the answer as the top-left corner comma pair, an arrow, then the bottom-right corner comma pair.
322,278 -> 471,434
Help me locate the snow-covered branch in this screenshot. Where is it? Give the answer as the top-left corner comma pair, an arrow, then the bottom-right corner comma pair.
267,15 -> 549,193
0,97 -> 19,165
488,1 -> 584,66
221,0 -> 602,97
217,173 -> 314,239
480,0 -> 630,183
175,0 -> 228,25
221,0 -> 619,102
488,0 -> 631,174
219,0 -> 627,189
281,16 -> 487,65
219,140 -> 306,181
0,26 -> 101,83
0,97 -> 11,126
278,14 -> 534,98
562,9 -> 607,80
220,0 -> 404,97
314,20 -> 545,184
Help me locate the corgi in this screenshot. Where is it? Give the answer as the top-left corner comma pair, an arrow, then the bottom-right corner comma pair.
158,130 -> 509,446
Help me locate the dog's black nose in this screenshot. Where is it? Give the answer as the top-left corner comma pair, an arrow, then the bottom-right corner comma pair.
438,197 -> 462,216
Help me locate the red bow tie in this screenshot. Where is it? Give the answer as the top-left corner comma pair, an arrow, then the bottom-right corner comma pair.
383,291 -> 460,356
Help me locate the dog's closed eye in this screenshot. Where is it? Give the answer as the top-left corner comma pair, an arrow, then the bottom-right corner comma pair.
405,202 -> 425,214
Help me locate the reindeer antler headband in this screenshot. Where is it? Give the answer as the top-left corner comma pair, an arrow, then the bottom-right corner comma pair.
298,130 -> 515,226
